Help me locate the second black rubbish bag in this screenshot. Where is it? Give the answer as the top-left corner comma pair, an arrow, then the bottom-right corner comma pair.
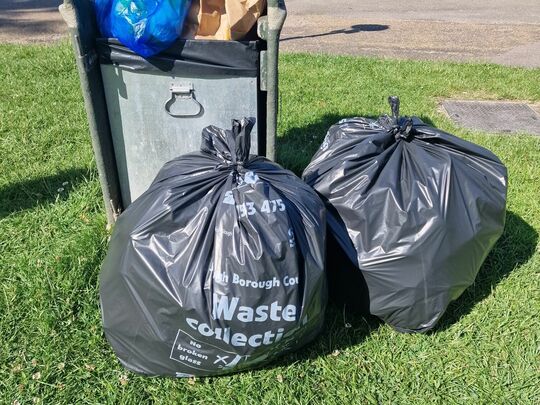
100,118 -> 327,377
303,97 -> 508,333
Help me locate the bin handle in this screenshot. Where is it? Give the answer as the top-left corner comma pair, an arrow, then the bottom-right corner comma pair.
165,83 -> 204,118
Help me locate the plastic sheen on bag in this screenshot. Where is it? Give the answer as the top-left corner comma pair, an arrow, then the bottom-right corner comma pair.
303,97 -> 508,333
94,0 -> 191,57
100,118 -> 327,377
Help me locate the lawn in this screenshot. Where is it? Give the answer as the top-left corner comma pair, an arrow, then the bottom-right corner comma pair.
1,41 -> 539,404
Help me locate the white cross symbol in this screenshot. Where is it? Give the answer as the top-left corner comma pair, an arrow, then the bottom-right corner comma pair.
214,355 -> 229,365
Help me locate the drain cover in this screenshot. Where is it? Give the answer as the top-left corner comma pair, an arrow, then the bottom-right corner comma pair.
442,100 -> 540,136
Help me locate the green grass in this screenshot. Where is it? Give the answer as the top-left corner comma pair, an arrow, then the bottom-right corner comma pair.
1,41 -> 539,404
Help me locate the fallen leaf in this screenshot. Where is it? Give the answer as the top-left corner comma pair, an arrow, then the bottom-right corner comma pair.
85,364 -> 95,371
11,364 -> 23,373
32,372 -> 41,380
119,374 -> 128,386
276,374 -> 284,383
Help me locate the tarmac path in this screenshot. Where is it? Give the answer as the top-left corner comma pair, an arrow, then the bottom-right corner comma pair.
1,0 -> 539,67
281,0 -> 540,67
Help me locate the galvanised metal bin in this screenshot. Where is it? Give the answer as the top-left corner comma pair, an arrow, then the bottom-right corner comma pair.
59,0 -> 286,224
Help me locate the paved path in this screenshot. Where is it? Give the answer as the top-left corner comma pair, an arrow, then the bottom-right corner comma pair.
0,0 -> 65,43
281,0 -> 540,68
1,0 -> 539,68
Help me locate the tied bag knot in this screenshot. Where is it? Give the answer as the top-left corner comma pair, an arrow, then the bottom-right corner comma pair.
381,96 -> 414,141
201,117 -> 255,172
392,118 -> 414,141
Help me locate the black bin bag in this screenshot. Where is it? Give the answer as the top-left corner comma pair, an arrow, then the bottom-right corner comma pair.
100,118 -> 327,377
302,97 -> 507,333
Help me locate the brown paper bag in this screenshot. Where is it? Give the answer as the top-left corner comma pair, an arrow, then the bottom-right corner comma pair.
182,0 -> 266,40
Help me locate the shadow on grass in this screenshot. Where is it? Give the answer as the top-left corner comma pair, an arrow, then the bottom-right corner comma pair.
270,212 -> 537,369
435,210 -> 538,331
270,305 -> 381,370
0,168 -> 91,219
269,216 -> 380,368
277,114 -> 343,175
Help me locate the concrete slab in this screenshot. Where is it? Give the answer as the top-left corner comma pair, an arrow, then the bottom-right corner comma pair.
442,100 -> 540,136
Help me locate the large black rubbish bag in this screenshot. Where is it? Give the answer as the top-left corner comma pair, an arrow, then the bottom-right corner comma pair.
302,97 -> 507,333
100,118 -> 327,377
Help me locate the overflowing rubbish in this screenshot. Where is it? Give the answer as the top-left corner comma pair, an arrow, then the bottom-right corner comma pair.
182,0 -> 266,40
303,97 -> 508,333
100,118 -> 327,376
93,0 -> 266,58
94,0 -> 192,57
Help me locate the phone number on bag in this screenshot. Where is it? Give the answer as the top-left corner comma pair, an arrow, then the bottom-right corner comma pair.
236,199 -> 286,217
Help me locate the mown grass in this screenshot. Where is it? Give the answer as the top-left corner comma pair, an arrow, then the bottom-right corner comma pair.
0,41 -> 539,404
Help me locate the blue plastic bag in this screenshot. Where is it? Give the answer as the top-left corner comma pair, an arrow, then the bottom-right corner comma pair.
94,0 -> 191,58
